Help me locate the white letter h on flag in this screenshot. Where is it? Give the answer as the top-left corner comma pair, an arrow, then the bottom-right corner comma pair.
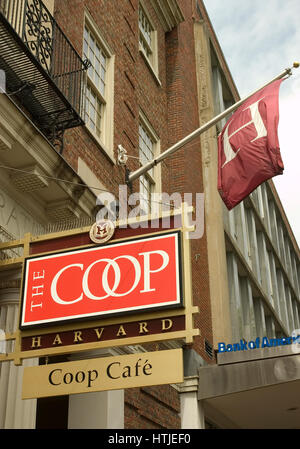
222,97 -> 267,168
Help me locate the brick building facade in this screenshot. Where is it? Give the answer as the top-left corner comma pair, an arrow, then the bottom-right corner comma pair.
49,0 -> 214,428
0,0 -> 299,429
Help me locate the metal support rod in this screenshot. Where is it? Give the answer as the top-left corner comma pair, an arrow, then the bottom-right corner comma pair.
127,63 -> 299,184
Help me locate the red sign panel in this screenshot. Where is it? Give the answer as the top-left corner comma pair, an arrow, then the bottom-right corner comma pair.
20,232 -> 183,329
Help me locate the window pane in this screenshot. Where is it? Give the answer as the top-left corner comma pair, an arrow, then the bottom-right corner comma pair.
84,25 -> 107,96
140,175 -> 151,215
139,6 -> 152,58
90,35 -> 95,51
139,123 -> 155,212
95,74 -> 100,89
95,44 -> 100,60
85,85 -> 103,138
95,58 -> 100,74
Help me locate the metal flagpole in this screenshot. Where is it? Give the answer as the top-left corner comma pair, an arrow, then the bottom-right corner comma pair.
127,63 -> 299,185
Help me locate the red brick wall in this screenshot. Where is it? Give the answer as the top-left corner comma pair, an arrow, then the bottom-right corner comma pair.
53,0 -> 170,197
125,385 -> 180,429
52,0 -> 214,429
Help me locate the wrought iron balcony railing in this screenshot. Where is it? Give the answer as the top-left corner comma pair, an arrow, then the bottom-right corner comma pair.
0,0 -> 90,150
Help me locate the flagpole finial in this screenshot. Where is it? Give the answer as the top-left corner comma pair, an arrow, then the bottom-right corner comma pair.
293,62 -> 299,68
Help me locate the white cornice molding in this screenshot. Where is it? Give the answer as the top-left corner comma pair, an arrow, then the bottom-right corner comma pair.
150,0 -> 185,32
0,94 -> 96,219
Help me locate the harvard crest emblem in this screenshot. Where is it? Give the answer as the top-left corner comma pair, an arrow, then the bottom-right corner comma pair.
89,220 -> 115,244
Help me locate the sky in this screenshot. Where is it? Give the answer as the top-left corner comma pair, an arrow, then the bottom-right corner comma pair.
202,0 -> 300,246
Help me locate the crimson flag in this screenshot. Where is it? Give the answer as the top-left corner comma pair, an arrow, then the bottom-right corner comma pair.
218,79 -> 284,210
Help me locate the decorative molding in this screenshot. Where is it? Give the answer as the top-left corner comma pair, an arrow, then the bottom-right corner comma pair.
46,199 -> 81,222
199,117 -> 211,168
0,134 -> 12,151
173,375 -> 199,393
0,93 -> 96,221
150,0 -> 184,32
0,279 -> 21,289
10,165 -> 49,192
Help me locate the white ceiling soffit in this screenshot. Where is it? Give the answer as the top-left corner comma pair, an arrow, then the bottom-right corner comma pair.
150,0 -> 185,32
10,165 -> 49,192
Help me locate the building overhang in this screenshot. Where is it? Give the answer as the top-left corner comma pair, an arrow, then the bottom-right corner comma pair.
150,0 -> 185,32
0,92 -> 96,237
198,346 -> 300,428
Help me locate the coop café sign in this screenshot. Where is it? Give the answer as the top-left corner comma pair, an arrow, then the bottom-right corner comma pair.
20,232 -> 182,329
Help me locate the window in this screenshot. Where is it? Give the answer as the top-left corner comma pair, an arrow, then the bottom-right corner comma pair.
139,123 -> 155,215
83,25 -> 106,138
83,18 -> 114,159
139,6 -> 153,59
138,115 -> 161,216
138,2 -> 159,81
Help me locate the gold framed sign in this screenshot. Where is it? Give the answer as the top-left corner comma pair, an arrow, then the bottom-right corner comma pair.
0,204 -> 199,366
22,349 -> 184,399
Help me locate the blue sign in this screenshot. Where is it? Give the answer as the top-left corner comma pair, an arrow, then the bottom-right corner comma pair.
218,334 -> 300,353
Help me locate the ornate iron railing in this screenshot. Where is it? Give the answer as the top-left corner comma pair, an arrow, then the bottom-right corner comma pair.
0,0 -> 90,150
